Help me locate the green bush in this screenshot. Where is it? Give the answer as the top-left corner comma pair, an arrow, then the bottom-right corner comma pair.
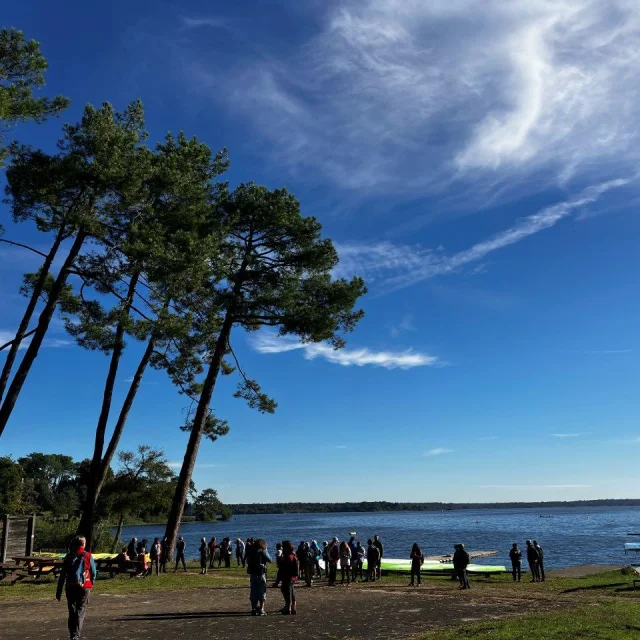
36,518 -> 116,552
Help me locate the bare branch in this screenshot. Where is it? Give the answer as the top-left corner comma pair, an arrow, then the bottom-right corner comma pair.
0,327 -> 37,352
0,238 -> 48,259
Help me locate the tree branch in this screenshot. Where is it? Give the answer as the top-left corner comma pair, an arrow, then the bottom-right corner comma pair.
0,327 -> 37,351
0,238 -> 48,259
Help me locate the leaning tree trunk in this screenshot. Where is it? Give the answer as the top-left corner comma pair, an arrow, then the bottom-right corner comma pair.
0,230 -> 87,438
79,272 -> 139,549
0,226 -> 66,403
111,515 -> 125,554
163,311 -> 234,560
78,331 -> 156,548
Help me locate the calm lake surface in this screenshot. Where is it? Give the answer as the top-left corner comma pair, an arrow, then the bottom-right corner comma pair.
118,506 -> 640,569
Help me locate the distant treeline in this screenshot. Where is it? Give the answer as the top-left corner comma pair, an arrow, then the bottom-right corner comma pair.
228,499 -> 640,515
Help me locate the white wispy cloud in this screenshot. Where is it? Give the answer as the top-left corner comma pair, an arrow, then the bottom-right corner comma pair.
551,432 -> 588,438
0,333 -> 74,350
389,313 -> 415,337
424,448 -> 454,456
0,331 -> 27,351
168,462 -> 220,469
251,332 -> 439,369
180,16 -> 227,30
583,349 -> 633,354
182,1 -> 640,196
334,178 -> 632,291
44,338 -> 73,348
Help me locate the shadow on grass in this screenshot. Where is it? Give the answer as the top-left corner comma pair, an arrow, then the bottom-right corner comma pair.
561,582 -> 627,594
116,611 -> 253,621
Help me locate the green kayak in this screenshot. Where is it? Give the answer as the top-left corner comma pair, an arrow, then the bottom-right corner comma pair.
362,558 -> 508,574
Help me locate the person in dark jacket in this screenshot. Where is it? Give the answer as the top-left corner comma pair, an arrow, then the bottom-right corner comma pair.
409,543 -> 424,586
509,543 -> 522,582
56,535 -> 97,640
278,540 -> 299,615
322,541 -> 330,578
199,537 -> 208,575
373,535 -> 384,580
126,537 -> 138,561
149,538 -> 161,576
366,539 -> 380,582
159,537 -> 169,573
526,540 -> 540,582
328,537 -> 340,585
208,537 -> 217,569
174,536 -> 187,572
353,541 -> 365,582
453,543 -> 470,589
533,540 -> 545,581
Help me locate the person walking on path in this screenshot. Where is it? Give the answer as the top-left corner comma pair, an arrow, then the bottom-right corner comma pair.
278,540 -> 299,615
159,537 -> 169,573
526,540 -> 540,582
366,539 -> 380,582
328,537 -> 340,585
246,538 -> 272,616
56,535 -> 97,640
533,540 -> 545,582
453,543 -> 470,589
199,537 -> 208,575
208,537 -> 217,569
509,543 -> 522,582
373,535 -> 384,580
236,538 -> 246,567
340,541 -> 352,584
150,538 -> 161,576
409,543 -> 424,586
174,537 -> 187,572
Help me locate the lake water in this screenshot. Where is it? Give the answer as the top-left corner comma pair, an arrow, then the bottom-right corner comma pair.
118,506 -> 640,569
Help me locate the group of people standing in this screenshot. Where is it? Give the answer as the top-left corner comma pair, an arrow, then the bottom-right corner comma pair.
281,534 -> 385,588
199,537 -> 245,574
509,540 -> 545,582
242,534 -> 387,616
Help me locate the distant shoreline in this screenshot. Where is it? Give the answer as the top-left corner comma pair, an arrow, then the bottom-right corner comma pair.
227,499 -> 640,515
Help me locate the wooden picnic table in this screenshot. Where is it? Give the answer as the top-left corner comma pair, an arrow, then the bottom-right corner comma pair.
9,555 -> 65,581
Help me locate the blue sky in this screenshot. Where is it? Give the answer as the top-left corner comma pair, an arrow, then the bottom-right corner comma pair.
1,0 -> 640,504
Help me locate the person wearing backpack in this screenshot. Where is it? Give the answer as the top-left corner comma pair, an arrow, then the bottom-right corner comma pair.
246,538 -> 272,615
279,540 -> 299,615
56,535 -> 97,640
453,543 -> 471,589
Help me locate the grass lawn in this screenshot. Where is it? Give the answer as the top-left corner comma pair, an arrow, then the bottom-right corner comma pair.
419,600 -> 640,639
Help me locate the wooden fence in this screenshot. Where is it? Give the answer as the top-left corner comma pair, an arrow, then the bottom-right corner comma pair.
0,515 -> 36,562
